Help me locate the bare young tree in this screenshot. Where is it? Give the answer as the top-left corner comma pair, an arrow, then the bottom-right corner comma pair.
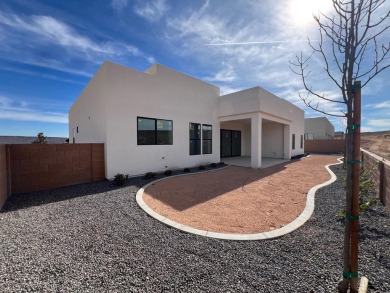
290,0 -> 389,292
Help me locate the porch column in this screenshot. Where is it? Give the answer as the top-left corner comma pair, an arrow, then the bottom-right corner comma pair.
283,124 -> 291,159
251,113 -> 262,168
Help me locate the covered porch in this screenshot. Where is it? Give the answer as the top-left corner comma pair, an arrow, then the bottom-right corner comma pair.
219,113 -> 292,169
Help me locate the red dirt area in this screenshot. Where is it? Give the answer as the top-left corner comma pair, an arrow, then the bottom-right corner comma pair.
361,131 -> 390,161
142,155 -> 340,234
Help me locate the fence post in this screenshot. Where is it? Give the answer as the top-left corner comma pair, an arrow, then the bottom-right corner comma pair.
379,160 -> 385,205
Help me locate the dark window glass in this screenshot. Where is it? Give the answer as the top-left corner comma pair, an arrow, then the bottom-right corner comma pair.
202,124 -> 212,154
190,123 -> 201,155
137,117 -> 172,145
300,135 -> 303,149
157,119 -> 173,145
292,134 -> 295,150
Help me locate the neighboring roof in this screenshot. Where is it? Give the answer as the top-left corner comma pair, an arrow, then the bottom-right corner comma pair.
305,117 -> 332,123
0,136 -> 67,144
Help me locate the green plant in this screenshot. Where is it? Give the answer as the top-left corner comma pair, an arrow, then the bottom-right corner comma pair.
198,165 -> 205,170
114,173 -> 128,186
144,172 -> 156,180
210,163 -> 217,168
337,169 -> 378,219
183,167 -> 191,173
164,170 -> 173,176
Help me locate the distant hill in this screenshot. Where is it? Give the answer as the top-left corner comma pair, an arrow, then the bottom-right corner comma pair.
0,136 -> 68,144
361,130 -> 390,160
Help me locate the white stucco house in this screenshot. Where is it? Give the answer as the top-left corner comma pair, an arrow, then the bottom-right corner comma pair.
69,61 -> 304,179
304,117 -> 335,140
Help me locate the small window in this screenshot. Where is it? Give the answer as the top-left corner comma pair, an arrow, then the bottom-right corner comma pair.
72,128 -> 76,144
189,123 -> 201,155
300,135 -> 303,149
292,134 -> 295,150
137,117 -> 173,145
202,124 -> 212,154
76,126 -> 79,133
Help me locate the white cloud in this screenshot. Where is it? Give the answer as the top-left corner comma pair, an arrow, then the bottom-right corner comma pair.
1,67 -> 86,84
366,101 -> 390,109
205,65 -> 237,82
0,12 -> 155,72
220,85 -> 243,95
367,119 -> 390,128
133,0 -> 168,22
0,96 -> 67,124
111,0 -> 128,12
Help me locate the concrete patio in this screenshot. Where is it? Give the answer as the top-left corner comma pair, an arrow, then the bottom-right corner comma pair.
221,156 -> 290,168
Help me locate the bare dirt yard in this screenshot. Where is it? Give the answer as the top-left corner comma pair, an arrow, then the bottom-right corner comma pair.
143,155 -> 340,234
361,130 -> 390,160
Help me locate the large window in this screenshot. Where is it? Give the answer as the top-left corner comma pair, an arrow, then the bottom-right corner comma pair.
189,123 -> 201,155
292,134 -> 296,150
137,117 -> 173,145
202,124 -> 212,154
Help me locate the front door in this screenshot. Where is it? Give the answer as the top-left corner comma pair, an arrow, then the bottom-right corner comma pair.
221,129 -> 241,157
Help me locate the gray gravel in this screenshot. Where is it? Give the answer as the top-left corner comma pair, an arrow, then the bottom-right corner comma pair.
1,165 -> 389,292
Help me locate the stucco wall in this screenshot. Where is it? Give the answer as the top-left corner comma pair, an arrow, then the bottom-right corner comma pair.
69,66 -> 108,144
218,87 -> 305,158
262,121 -> 284,158
305,117 -> 335,140
71,62 -> 221,178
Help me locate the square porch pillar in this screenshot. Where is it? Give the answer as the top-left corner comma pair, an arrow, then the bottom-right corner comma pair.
283,124 -> 291,159
251,114 -> 262,168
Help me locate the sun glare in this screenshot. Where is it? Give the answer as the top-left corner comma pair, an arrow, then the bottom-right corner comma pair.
290,0 -> 331,25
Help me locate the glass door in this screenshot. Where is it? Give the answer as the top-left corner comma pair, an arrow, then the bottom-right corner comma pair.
220,129 -> 241,157
231,130 -> 241,156
221,129 -> 232,157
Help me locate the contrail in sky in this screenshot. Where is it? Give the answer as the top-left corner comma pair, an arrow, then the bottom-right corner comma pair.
204,40 -> 315,46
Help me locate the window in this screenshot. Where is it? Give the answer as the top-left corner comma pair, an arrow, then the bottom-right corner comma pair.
300,135 -> 303,149
72,128 -> 76,144
202,124 -> 212,154
292,134 -> 295,150
189,123 -> 201,155
76,126 -> 79,133
137,117 -> 173,145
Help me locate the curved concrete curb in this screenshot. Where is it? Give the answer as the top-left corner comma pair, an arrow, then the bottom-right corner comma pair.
136,158 -> 343,241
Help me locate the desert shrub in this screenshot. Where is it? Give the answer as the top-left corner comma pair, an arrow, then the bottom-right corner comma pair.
164,170 -> 173,176
144,172 -> 156,180
337,169 -> 378,219
210,163 -> 217,168
198,165 -> 205,170
114,173 -> 128,186
183,167 -> 191,173
219,162 -> 225,166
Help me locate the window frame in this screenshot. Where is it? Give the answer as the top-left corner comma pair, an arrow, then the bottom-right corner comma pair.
300,134 -> 303,149
137,116 -> 173,145
189,122 -> 201,155
292,134 -> 296,150
202,124 -> 212,154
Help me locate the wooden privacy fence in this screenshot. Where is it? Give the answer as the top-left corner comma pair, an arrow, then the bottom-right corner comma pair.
361,149 -> 390,210
0,144 -> 105,209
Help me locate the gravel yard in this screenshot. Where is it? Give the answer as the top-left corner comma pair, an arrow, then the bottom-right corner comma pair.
1,165 -> 389,292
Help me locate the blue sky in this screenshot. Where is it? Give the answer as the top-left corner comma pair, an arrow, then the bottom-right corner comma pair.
0,0 -> 389,137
